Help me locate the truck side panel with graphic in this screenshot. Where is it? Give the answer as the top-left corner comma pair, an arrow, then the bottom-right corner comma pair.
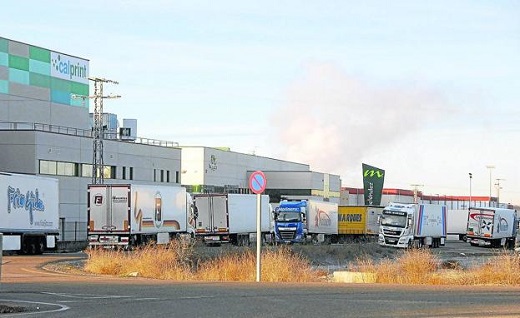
0,172 -> 59,254
466,207 -> 517,248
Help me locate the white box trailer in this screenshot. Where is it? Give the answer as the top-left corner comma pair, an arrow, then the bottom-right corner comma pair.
192,193 -> 271,245
447,209 -> 469,241
0,172 -> 59,254
466,207 -> 518,248
88,184 -> 191,248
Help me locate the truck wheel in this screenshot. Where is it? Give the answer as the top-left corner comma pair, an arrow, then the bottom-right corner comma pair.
35,239 -> 45,255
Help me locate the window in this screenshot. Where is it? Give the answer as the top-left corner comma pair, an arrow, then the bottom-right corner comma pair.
129,167 -> 133,180
161,170 -> 164,182
167,170 -> 170,183
82,164 -> 93,178
39,160 -> 57,175
57,162 -> 75,176
122,166 -> 126,180
176,171 -> 179,183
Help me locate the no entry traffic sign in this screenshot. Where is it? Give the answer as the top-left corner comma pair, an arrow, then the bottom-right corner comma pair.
249,170 -> 267,194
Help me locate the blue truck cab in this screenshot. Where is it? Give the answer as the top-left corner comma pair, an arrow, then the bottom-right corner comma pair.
273,200 -> 307,243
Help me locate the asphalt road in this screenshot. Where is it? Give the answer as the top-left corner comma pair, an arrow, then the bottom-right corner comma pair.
0,242 -> 519,318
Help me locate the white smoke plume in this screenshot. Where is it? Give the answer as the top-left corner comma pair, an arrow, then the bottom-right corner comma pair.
270,61 -> 452,184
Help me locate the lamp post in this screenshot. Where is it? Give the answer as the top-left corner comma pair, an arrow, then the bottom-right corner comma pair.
486,165 -> 495,207
468,172 -> 472,208
495,178 -> 505,206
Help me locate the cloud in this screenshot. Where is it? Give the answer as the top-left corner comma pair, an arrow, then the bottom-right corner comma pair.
270,61 -> 452,181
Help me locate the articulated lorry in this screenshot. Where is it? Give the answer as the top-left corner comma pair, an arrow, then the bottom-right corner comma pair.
191,193 -> 271,245
1,172 -> 59,254
466,207 -> 517,248
273,200 -> 338,244
378,202 -> 447,248
337,206 -> 384,242
87,184 -> 192,248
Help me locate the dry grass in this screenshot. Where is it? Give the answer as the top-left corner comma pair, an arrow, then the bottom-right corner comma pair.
196,246 -> 320,282
351,248 -> 520,285
85,240 -> 195,280
84,240 -> 321,282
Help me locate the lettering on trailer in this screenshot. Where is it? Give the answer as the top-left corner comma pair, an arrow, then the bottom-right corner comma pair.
339,213 -> 362,222
7,186 -> 45,225
112,195 -> 128,203
94,194 -> 103,205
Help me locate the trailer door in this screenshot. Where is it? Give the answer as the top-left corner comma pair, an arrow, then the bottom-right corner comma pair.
194,195 -> 228,234
89,185 -> 130,233
471,209 -> 494,238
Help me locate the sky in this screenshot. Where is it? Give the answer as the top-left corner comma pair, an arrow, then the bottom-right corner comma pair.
2,1 -> 520,203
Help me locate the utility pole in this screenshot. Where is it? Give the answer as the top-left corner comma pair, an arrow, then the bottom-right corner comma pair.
486,165 -> 495,207
73,78 -> 120,184
91,77 -> 120,184
468,173 -> 472,208
495,178 -> 505,206
410,184 -> 424,204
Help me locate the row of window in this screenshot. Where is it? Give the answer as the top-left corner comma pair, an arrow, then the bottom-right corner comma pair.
39,160 -> 178,183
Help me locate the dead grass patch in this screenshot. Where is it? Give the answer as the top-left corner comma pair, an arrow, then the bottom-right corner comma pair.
351,248 -> 520,285
84,240 -> 320,282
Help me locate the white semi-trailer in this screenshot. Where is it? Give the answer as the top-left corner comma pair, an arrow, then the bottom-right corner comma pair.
466,207 -> 517,248
88,184 -> 192,248
1,172 -> 59,254
192,193 -> 271,245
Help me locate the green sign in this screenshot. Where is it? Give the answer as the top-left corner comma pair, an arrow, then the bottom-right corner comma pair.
362,163 -> 385,206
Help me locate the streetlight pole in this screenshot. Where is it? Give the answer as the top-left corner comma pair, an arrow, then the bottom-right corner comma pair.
486,165 -> 495,207
468,173 -> 472,208
495,178 -> 505,206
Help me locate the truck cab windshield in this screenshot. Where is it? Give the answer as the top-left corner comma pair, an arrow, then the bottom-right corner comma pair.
380,212 -> 407,228
276,212 -> 301,222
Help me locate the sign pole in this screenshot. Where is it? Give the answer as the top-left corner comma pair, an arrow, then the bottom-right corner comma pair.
256,193 -> 261,282
248,170 -> 266,283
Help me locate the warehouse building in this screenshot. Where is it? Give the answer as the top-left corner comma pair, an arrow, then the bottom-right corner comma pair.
0,36 -> 340,249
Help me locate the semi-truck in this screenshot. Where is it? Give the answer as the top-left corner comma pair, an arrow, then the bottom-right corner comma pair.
466,207 -> 518,248
337,206 -> 383,242
0,172 -> 59,254
273,200 -> 338,244
87,184 -> 193,248
378,202 -> 447,248
191,193 -> 271,245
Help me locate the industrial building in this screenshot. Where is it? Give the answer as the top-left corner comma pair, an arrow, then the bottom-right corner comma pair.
0,36 -> 340,249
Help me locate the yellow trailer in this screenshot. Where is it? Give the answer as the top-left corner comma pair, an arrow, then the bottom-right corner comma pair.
338,206 -> 383,238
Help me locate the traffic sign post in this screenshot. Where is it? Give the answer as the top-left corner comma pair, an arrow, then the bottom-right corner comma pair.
249,171 -> 267,282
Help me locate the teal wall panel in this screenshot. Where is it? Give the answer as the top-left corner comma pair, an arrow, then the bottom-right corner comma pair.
9,68 -> 29,85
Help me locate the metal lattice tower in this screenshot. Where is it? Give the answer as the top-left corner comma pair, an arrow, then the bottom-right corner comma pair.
90,77 -> 120,184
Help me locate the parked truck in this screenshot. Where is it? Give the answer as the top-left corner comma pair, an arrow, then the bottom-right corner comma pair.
466,207 -> 518,248
273,200 -> 338,244
1,172 -> 59,254
87,184 -> 192,248
191,193 -> 271,245
378,202 -> 447,248
337,206 -> 383,242
447,209 -> 469,241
